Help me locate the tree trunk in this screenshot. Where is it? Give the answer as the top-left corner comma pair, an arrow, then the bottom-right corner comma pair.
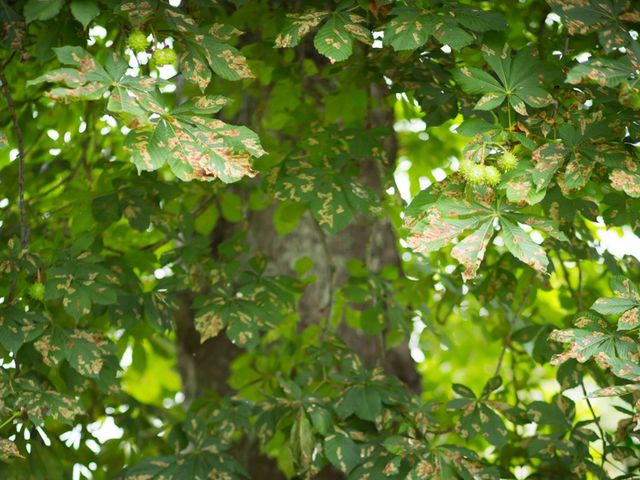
174,79 -> 419,477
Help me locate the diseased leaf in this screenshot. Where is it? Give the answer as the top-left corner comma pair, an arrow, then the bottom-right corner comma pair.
531,142 -> 566,190
313,14 -> 354,63
0,439 -> 23,462
610,169 -> 640,198
324,433 -> 360,473
383,7 -> 436,51
500,218 -> 549,274
201,36 -> 254,81
0,309 -> 48,353
592,276 -> 640,330
123,439 -> 247,480
451,220 -> 494,281
275,10 -> 327,48
453,46 -> 552,115
125,100 -> 265,183
290,410 -> 314,469
549,312 -> 638,366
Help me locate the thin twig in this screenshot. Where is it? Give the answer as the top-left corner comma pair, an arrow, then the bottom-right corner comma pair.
486,281 -> 534,397
0,62 -> 28,248
555,247 -> 577,297
0,411 -> 20,431
581,381 -> 607,468
311,217 -> 336,337
577,258 -> 584,311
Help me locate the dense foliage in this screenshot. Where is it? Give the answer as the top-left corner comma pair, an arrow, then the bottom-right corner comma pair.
1,0 -> 640,478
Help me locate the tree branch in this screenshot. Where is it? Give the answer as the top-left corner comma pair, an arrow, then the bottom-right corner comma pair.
0,61 -> 28,249
581,381 -> 607,468
312,217 -> 336,337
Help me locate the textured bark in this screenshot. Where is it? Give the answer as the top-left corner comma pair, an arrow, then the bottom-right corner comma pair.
173,79 -> 419,477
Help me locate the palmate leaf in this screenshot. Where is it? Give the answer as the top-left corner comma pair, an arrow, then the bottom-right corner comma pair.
0,376 -> 83,426
27,44 -> 263,185
382,7 -> 437,51
526,120 -> 630,195
275,10 -> 328,48
383,4 -> 504,52
448,388 -> 508,448
500,217 -> 549,274
27,46 -> 112,101
453,46 -> 553,115
591,276 -> 640,330
165,8 -> 254,85
34,326 -> 118,380
547,0 -> 638,52
313,13 -> 372,64
125,96 -> 266,183
194,274 -> 295,348
405,181 -> 563,278
44,260 -> 119,320
324,432 -> 361,474
0,309 -> 48,354
407,446 -> 500,480
273,157 -> 380,234
549,312 -> 638,367
123,439 -> 247,480
610,167 -> 640,198
275,9 -> 371,63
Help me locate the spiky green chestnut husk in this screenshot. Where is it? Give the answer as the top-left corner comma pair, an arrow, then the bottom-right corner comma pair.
497,150 -> 518,172
29,282 -> 45,301
482,165 -> 502,186
152,48 -> 177,66
128,31 -> 149,53
465,164 -> 486,185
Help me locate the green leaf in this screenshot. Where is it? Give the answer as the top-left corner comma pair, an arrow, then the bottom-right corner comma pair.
500,218 -> 549,274
313,14 -> 353,63
0,309 -> 48,353
336,385 -> 383,422
126,104 -> 265,183
307,404 -> 332,435
12,379 -> 83,426
453,46 -> 552,115
27,46 -> 112,101
567,57 -> 633,87
591,276 -> 640,330
275,10 -> 327,48
65,330 -> 114,378
70,0 -> 99,29
531,142 -> 566,190
201,36 -> 254,81
451,220 -> 494,281
180,44 -> 212,91
24,0 -> 64,23
290,409 -> 314,469
527,401 -> 570,429
610,169 -> 640,198
124,441 -> 247,480
383,8 -> 436,51
549,312 -> 638,367
324,433 -> 360,473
